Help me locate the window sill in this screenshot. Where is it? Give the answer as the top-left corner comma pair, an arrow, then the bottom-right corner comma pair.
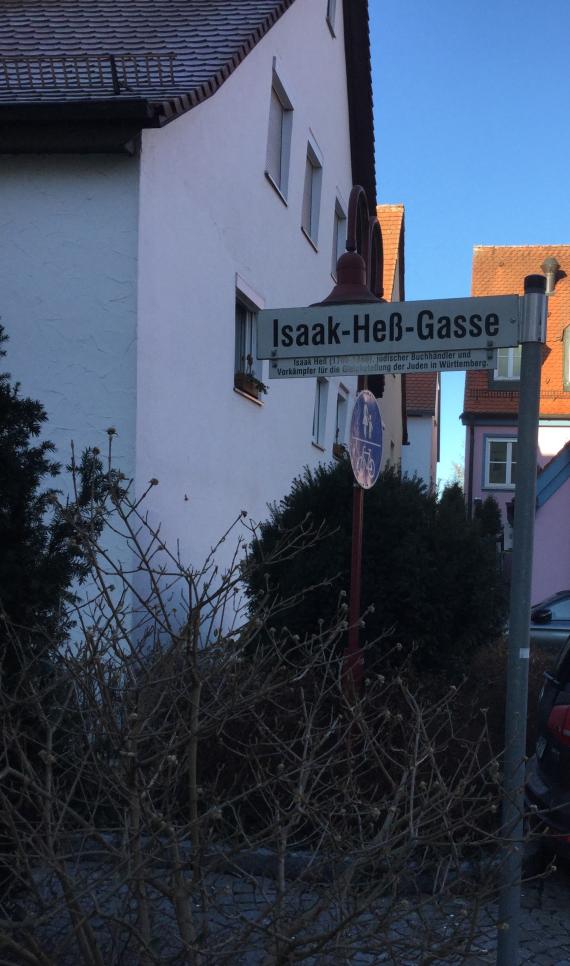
264,171 -> 288,206
233,386 -> 264,406
482,483 -> 515,490
301,226 -> 319,252
311,440 -> 326,452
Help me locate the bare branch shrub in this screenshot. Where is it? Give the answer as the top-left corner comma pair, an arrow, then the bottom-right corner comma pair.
0,460 -> 512,965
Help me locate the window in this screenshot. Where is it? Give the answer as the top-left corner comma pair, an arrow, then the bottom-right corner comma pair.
333,387 -> 348,456
265,68 -> 293,201
301,140 -> 323,246
326,0 -> 337,34
312,378 -> 329,447
331,198 -> 347,276
234,293 -> 264,400
547,596 -> 570,622
484,437 -> 517,488
495,346 -> 521,380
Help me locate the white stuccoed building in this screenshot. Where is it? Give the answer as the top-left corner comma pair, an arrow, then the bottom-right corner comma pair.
0,0 -> 404,578
401,373 -> 440,491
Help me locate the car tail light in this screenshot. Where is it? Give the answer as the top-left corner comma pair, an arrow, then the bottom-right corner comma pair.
547,705 -> 570,747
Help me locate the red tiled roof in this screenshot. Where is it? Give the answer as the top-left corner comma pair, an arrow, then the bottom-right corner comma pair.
463,245 -> 570,419
405,373 -> 438,415
375,205 -> 426,432
376,203 -> 404,300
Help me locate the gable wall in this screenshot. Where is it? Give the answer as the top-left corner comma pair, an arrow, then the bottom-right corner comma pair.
0,154 -> 139,479
135,0 -> 389,564
402,415 -> 436,489
533,482 -> 570,604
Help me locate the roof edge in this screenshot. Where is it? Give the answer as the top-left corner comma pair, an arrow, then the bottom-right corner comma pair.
342,0 -> 376,209
0,0 -> 298,144
460,411 -> 518,425
474,244 -> 570,251
157,0 -> 297,125
537,442 -> 570,508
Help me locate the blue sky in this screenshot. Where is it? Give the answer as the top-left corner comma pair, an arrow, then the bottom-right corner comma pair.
369,0 -> 570,486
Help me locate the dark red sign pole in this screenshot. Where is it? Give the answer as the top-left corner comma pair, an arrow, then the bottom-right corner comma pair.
314,186 -> 384,693
346,376 -> 366,690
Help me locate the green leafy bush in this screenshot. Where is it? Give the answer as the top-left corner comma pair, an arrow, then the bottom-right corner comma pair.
245,459 -> 507,672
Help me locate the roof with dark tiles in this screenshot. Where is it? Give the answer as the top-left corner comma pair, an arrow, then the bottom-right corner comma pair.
463,245 -> 570,421
0,0 -> 296,107
0,0 -> 376,197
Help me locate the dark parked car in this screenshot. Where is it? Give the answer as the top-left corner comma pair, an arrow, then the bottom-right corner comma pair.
530,590 -> 570,650
526,633 -> 570,854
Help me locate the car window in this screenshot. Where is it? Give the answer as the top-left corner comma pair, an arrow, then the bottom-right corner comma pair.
554,638 -> 570,683
548,597 -> 570,621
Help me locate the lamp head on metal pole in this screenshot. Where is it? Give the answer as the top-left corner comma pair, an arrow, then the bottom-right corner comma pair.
312,183 -> 384,307
315,249 -> 384,306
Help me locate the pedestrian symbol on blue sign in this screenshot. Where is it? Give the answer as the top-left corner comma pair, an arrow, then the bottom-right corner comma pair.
349,390 -> 383,489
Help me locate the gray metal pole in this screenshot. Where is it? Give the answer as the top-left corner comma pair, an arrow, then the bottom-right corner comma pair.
496,275 -> 547,966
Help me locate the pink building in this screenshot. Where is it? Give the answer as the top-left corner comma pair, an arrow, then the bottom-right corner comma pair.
461,245 -> 570,604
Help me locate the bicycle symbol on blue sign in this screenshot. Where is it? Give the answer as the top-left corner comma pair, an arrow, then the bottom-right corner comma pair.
349,390 -> 383,489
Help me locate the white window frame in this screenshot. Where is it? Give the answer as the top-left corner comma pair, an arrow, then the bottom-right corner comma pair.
326,0 -> 337,35
334,385 -> 348,453
234,275 -> 265,400
494,346 -> 521,381
484,436 -> 517,489
564,325 -> 570,391
331,197 -> 347,278
301,136 -> 323,248
265,66 -> 293,202
312,377 -> 329,448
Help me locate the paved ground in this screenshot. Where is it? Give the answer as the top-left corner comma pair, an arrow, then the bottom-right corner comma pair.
10,855 -> 570,964
460,864 -> 570,965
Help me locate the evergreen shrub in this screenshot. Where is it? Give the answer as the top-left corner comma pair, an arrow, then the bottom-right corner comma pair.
0,325 -> 117,673
245,458 -> 507,672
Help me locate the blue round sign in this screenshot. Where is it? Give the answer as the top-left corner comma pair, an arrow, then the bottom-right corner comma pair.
349,390 -> 383,489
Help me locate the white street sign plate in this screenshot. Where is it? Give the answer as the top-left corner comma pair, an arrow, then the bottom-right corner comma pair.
257,295 -> 519,359
268,347 -> 497,379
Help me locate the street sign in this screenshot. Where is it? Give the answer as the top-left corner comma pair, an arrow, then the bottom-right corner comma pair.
268,347 -> 497,379
257,295 -> 520,360
349,390 -> 383,489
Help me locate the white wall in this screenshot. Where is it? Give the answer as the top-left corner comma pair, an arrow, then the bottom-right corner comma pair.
135,0 -> 382,568
380,374 -> 403,471
402,416 -> 437,489
0,155 -> 139,480
538,422 -> 570,467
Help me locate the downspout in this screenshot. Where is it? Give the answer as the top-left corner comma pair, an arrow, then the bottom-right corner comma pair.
467,422 -> 475,518
401,375 -> 409,446
398,223 -> 408,448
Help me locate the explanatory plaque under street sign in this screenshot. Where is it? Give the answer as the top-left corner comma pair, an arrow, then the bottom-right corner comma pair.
268,347 -> 497,379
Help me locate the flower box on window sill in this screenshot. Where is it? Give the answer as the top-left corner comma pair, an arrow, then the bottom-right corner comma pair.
234,371 -> 268,400
332,442 -> 346,460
